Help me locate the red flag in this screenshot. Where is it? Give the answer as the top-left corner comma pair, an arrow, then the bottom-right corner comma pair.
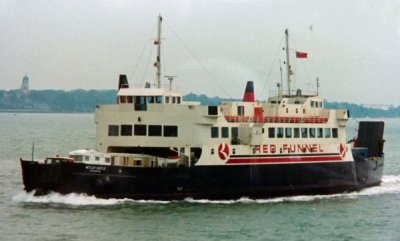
296,51 -> 308,58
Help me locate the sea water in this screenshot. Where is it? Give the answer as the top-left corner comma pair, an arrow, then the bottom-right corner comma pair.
0,113 -> 399,241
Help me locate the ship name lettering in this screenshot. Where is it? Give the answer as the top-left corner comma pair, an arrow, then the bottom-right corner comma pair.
254,144 -> 324,154
86,165 -> 106,173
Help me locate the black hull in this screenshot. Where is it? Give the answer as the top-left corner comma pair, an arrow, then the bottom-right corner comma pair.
20,157 -> 384,200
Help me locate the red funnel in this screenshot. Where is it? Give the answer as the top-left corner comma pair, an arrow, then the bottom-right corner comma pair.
243,81 -> 255,102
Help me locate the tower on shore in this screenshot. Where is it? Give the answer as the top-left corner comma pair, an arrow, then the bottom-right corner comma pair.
21,74 -> 29,95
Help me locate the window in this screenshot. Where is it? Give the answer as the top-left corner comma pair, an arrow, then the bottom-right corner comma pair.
135,160 -> 142,166
134,124 -> 147,136
294,128 -> 300,138
105,158 -> 110,163
221,127 -> 229,138
268,127 -> 275,138
135,96 -> 146,105
85,156 -> 89,161
237,106 -> 245,116
285,128 -> 292,138
164,125 -> 178,137
95,156 -> 100,161
231,127 -> 239,138
149,125 -> 162,136
311,101 -> 314,107
165,96 -> 170,104
127,96 -> 133,103
120,96 -> 126,103
211,127 -> 219,138
147,96 -> 155,103
232,148 -> 236,154
309,128 -> 316,138
155,96 -> 163,103
177,97 -> 181,104
277,128 -> 284,138
108,125 -> 119,136
121,125 -> 132,136
208,106 -> 218,115
325,128 -> 331,138
134,96 -> 147,111
286,108 -> 289,113
301,128 -> 308,138
317,128 -> 323,138
172,97 -> 176,104
332,128 -> 338,138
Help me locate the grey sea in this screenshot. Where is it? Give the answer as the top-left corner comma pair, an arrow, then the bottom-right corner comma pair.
0,113 -> 399,241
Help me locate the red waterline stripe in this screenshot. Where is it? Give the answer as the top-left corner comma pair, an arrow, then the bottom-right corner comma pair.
226,155 -> 343,164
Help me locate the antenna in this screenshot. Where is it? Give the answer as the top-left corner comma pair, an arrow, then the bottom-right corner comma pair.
316,77 -> 320,95
285,29 -> 292,97
164,75 -> 177,90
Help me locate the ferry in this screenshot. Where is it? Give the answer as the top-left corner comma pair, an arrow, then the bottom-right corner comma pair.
20,16 -> 385,200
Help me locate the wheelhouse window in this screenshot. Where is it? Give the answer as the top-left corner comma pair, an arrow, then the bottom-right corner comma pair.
156,96 -> 163,103
108,125 -> 119,136
211,127 -> 219,138
317,128 -> 323,138
121,125 -> 132,136
172,97 -> 176,104
134,124 -> 147,136
309,128 -> 316,138
294,128 -> 300,138
221,127 -> 229,138
332,128 -> 338,138
177,97 -> 181,104
119,96 -> 127,103
277,127 -> 284,138
301,128 -> 308,138
127,96 -> 133,103
149,125 -> 162,136
268,127 -> 275,138
165,96 -> 170,104
285,128 -> 292,138
134,96 -> 147,111
325,128 -> 331,138
164,125 -> 178,137
147,96 -> 155,104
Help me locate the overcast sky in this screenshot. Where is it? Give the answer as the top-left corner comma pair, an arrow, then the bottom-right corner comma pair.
1,0 -> 399,105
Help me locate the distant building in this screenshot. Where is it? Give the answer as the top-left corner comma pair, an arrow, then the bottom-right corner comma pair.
21,74 -> 29,95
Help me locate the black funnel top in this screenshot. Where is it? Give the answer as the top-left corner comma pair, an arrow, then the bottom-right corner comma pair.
118,75 -> 129,89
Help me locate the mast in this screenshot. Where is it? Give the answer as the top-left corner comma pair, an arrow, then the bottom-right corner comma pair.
285,29 -> 292,97
154,14 -> 162,88
279,60 -> 283,97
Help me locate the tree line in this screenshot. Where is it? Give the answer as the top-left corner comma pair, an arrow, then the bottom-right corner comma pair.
0,89 -> 398,117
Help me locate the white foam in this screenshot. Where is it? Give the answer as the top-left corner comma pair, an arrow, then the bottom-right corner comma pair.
11,175 -> 400,206
11,191 -> 128,205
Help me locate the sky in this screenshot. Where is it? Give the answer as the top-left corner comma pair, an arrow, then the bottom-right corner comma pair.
1,0 -> 400,105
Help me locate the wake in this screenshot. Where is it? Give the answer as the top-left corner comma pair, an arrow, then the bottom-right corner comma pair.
12,175 -> 400,206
